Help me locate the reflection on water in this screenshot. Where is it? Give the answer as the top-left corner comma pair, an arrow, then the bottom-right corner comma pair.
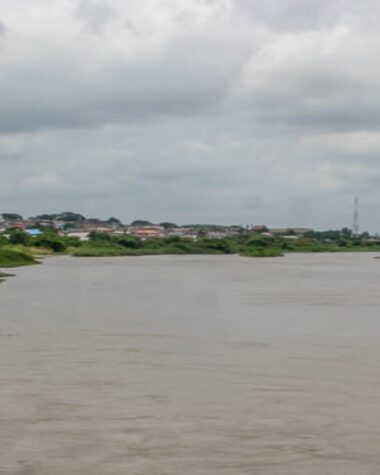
1,253 -> 380,474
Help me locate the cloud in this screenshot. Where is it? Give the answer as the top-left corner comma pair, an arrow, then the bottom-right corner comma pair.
22,173 -> 62,189
236,0 -> 380,32
232,25 -> 380,131
0,6 -> 253,133
236,0 -> 343,31
1,0 -> 380,230
76,0 -> 115,34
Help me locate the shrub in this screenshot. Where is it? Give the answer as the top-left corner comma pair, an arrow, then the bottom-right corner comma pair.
8,230 -> 31,246
0,249 -> 37,267
240,248 -> 283,258
34,236 -> 66,252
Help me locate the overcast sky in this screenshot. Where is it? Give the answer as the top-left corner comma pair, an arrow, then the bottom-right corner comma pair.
1,0 -> 380,229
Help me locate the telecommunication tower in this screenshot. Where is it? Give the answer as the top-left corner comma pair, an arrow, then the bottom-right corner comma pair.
353,196 -> 359,235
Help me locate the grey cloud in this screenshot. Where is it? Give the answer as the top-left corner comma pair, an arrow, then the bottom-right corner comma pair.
231,27 -> 380,132
2,0 -> 380,230
236,0 -> 376,31
0,20 -> 6,35
76,0 -> 115,33
0,24 -> 253,133
236,0 -> 339,30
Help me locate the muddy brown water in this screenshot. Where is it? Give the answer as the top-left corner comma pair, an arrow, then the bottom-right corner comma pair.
1,253 -> 380,474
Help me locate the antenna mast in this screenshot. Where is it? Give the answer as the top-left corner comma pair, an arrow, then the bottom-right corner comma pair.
353,196 -> 359,235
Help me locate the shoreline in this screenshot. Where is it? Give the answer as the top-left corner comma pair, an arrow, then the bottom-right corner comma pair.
2,251 -> 380,285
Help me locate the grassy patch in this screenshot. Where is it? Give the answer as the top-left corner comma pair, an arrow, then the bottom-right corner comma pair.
0,249 -> 38,267
69,243 -> 232,257
240,248 -> 284,258
70,245 -> 129,257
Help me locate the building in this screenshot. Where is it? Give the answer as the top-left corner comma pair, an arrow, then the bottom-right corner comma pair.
251,225 -> 268,233
66,232 -> 90,241
25,229 -> 43,237
128,226 -> 165,239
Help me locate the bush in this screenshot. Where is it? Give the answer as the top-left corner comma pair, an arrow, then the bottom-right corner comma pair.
70,245 -> 129,257
196,239 -> 233,253
88,231 -> 112,242
0,249 -> 37,267
240,248 -> 283,258
8,230 -> 31,246
117,236 -> 141,249
34,236 -> 66,252
246,237 -> 271,249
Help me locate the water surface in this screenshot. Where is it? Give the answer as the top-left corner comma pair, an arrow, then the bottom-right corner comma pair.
1,253 -> 380,474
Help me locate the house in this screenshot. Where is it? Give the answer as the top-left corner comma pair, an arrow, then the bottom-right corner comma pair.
66,232 -> 90,241
167,227 -> 198,240
128,226 -> 165,239
251,225 -> 268,233
7,220 -> 26,230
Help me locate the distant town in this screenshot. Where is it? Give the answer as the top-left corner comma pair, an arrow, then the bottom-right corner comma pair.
1,211 -> 380,272
0,211 -> 326,241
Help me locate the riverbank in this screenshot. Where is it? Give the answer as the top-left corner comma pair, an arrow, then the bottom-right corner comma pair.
2,231 -> 380,274
0,249 -> 39,282
0,249 -> 38,267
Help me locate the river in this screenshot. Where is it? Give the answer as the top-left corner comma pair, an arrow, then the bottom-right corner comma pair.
1,253 -> 380,474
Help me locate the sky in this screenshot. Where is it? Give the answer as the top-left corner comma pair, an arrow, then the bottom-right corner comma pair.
1,0 -> 380,230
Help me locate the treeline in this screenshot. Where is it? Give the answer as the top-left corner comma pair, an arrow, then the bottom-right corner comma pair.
1,227 -> 380,264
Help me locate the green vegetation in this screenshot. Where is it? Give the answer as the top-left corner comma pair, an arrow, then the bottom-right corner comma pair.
2,213 -> 23,221
159,222 -> 178,229
1,227 -> 380,275
130,219 -> 153,226
0,249 -> 38,267
62,229 -> 380,258
240,248 -> 284,257
70,234 -> 235,257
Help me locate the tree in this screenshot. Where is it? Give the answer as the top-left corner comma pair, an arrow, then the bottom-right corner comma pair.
247,237 -> 270,248
88,231 -> 111,242
34,236 -> 66,252
341,227 -> 353,239
8,230 -> 31,245
35,214 -> 57,220
130,220 -> 152,227
107,217 -> 122,226
2,213 -> 23,220
159,222 -> 178,229
57,212 -> 85,222
117,236 -> 141,248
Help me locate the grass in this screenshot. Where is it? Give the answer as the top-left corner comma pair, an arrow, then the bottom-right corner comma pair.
0,248 -> 38,267
70,245 -> 131,257
3,233 -> 380,264
0,243 -> 52,256
69,243 -> 232,257
240,248 -> 284,258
